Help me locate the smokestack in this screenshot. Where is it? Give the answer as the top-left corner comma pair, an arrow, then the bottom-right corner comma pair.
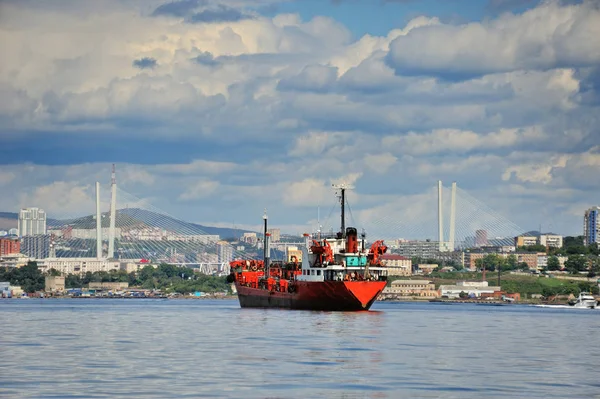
438,180 -> 444,252
96,181 -> 102,259
108,164 -> 117,259
449,181 -> 456,252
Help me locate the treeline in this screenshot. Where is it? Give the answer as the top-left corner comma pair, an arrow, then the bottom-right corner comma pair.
1,262 -> 230,294
0,262 -> 45,293
61,264 -> 231,294
498,278 -> 599,298
473,253 -> 600,275
518,237 -> 600,256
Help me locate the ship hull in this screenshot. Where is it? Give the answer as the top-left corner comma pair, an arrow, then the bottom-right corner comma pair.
235,280 -> 387,311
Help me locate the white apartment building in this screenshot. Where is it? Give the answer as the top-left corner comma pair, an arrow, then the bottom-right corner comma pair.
439,281 -> 501,299
18,208 -> 47,236
39,258 -> 121,275
539,235 -> 563,248
379,254 -> 412,276
515,234 -> 563,248
216,241 -> 233,264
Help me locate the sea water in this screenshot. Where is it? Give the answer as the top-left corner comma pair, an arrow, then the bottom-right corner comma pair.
1,299 -> 599,399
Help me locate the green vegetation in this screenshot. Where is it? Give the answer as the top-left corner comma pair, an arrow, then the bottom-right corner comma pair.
517,244 -> 547,253
474,254 -> 522,272
0,262 -> 45,293
1,262 -> 230,294
389,272 -> 600,298
62,263 -> 230,294
552,236 -> 599,256
497,274 -> 598,298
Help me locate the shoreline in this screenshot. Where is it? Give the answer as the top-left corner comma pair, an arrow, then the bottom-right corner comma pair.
2,295 -> 238,300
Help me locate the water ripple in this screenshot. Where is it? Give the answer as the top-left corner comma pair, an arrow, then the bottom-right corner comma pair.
1,299 -> 600,398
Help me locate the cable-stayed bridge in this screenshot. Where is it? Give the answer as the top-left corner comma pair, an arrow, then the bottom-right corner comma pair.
45,175 -> 527,273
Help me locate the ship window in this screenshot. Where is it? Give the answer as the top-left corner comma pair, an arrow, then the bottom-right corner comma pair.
317,270 -> 321,276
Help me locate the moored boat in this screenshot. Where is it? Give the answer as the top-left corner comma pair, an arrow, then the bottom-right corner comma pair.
227,185 -> 389,311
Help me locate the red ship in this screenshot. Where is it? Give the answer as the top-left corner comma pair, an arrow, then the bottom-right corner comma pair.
227,185 -> 389,311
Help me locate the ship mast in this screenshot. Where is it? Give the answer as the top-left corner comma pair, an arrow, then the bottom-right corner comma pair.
332,183 -> 353,238
263,209 -> 269,275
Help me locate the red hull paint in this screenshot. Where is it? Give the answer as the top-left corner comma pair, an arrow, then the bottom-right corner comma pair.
235,280 -> 387,311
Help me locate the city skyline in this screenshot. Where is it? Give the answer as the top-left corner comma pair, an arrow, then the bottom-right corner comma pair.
0,0 -> 599,237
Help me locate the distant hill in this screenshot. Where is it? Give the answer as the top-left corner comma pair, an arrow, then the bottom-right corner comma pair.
0,209 -> 255,239
118,208 -> 254,238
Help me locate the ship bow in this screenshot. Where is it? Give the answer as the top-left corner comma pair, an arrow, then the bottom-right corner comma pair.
343,281 -> 387,309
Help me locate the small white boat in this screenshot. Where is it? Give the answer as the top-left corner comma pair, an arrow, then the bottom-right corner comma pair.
569,292 -> 597,309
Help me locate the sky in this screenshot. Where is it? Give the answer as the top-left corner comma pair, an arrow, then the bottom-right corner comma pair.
0,0 -> 599,239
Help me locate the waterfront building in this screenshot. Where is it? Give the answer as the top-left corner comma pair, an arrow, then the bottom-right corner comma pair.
242,232 -> 258,245
0,253 -> 31,268
9,285 -> 23,297
18,208 -> 47,237
382,280 -> 439,298
89,282 -> 129,290
120,261 -> 157,273
515,236 -> 537,247
537,254 -> 548,270
396,240 -> 439,259
515,234 -> 563,249
0,237 -> 20,256
45,276 -> 65,293
539,235 -> 563,248
379,254 -> 412,276
584,207 -> 600,246
39,258 -> 120,275
516,252 -> 544,270
21,235 -> 51,259
464,252 -> 485,271
1,281 -> 10,297
439,281 -> 501,299
216,241 -> 233,264
267,228 -> 281,242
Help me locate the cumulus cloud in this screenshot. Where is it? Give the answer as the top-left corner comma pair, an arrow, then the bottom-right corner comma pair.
0,0 -> 599,237
19,181 -> 96,218
382,126 -> 545,155
278,64 -> 338,93
386,0 -> 600,79
179,179 -> 219,200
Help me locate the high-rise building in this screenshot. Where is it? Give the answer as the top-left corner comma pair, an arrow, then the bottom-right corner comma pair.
584,207 -> 600,246
18,208 -> 47,237
0,238 -> 20,256
21,235 -> 51,259
267,228 -> 281,242
216,241 -> 233,264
